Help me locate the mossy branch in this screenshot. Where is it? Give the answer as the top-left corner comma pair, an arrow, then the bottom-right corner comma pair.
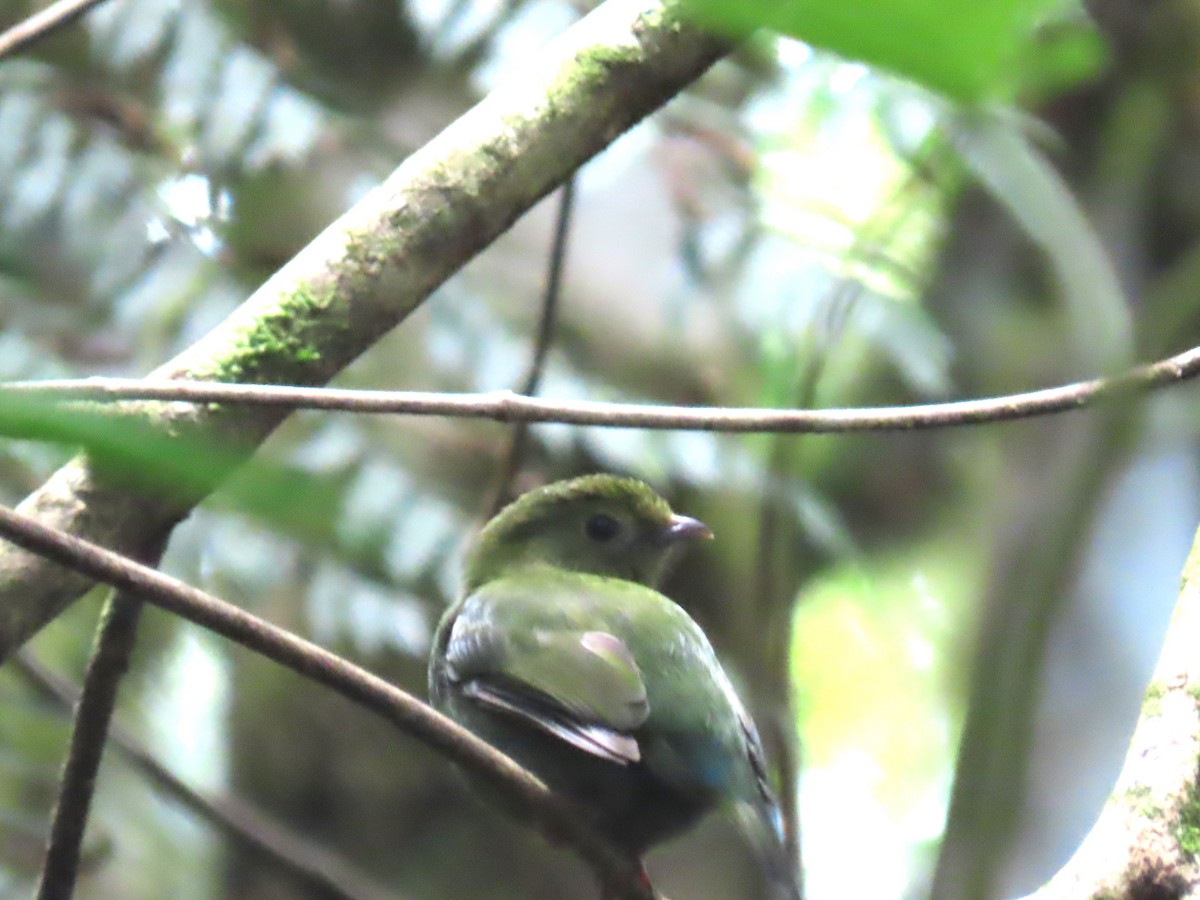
0,0 -> 729,660
1022,527 -> 1200,898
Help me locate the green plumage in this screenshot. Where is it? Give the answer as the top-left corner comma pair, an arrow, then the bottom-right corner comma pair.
429,475 -> 798,898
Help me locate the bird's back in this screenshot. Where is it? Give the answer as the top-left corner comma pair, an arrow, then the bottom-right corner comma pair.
430,566 -> 761,850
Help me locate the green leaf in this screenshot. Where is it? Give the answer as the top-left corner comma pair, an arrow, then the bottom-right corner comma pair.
685,0 -> 1105,102
0,392 -> 340,536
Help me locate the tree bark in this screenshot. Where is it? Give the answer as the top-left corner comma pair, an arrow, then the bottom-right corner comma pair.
1024,527 -> 1200,899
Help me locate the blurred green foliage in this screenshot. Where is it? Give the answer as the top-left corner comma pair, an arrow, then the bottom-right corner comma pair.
686,0 -> 1106,102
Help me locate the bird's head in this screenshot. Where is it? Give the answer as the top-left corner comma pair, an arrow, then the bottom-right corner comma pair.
464,474 -> 712,592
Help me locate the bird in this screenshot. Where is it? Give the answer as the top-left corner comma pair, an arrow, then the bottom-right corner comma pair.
429,474 -> 799,899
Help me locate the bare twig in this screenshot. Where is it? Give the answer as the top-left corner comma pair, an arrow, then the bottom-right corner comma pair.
0,505 -> 661,900
5,341 -> 1200,433
0,0 -> 112,61
488,175 -> 577,516
13,653 -> 404,900
36,540 -> 160,900
750,160 -> 938,892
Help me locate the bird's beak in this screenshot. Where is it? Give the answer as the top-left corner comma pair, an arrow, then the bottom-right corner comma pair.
663,514 -> 714,543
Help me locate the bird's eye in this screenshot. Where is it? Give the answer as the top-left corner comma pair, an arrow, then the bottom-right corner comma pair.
584,513 -> 622,542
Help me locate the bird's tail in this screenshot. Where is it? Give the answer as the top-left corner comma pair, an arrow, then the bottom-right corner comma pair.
736,798 -> 802,900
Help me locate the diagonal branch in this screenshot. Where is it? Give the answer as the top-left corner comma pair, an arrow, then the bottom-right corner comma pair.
0,504 -> 663,900
0,0 -> 113,61
0,0 -> 729,662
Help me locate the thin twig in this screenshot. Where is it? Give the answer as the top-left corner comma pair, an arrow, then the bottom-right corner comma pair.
0,504 -> 662,900
488,175 -> 577,516
36,538 -> 161,900
12,653 -> 403,900
6,342 -> 1200,433
0,0 -> 113,61
751,159 -> 935,892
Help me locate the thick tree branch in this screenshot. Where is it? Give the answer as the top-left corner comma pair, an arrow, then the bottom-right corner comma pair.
1023,527 -> 1200,899
6,340 -> 1200,433
0,505 -> 663,900
0,0 -> 729,661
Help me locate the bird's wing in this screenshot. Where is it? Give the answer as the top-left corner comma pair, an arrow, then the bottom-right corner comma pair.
714,667 -> 778,819
713,669 -> 798,899
443,591 -> 649,766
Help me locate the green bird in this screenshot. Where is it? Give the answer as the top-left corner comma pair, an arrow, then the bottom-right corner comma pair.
429,474 -> 799,899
